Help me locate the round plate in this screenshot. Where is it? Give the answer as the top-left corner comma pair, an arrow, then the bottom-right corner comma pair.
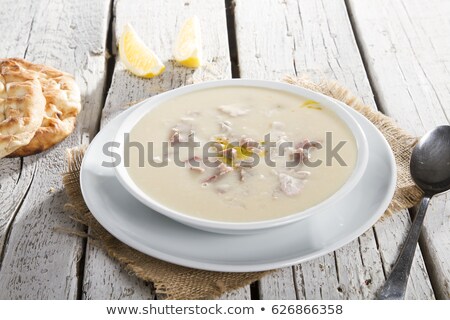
80,99 -> 396,272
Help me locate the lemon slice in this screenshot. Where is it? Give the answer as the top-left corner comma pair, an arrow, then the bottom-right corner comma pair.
119,23 -> 165,78
173,16 -> 202,68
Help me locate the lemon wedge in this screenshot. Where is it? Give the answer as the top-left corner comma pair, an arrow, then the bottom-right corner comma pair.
119,23 -> 165,78
173,16 -> 203,68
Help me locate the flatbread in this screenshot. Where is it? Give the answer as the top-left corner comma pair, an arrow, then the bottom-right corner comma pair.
0,59 -> 46,159
7,58 -> 82,157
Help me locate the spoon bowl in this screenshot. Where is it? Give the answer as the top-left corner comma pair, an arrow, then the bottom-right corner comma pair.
379,125 -> 450,299
410,125 -> 450,195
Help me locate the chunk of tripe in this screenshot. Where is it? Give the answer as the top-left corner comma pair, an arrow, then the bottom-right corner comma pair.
218,103 -> 250,117
279,173 -> 304,196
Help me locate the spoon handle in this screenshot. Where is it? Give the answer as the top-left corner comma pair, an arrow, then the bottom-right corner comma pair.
378,196 -> 431,300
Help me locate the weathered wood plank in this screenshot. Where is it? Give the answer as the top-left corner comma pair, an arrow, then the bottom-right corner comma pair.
293,253 -> 339,299
82,247 -> 155,300
234,0 -> 434,299
82,0 -> 236,299
422,193 -> 450,299
0,159 -> 35,257
348,0 -> 450,299
0,0 -> 111,299
219,287 -> 251,300
374,213 -> 434,299
0,0 -> 42,263
259,268 -> 297,299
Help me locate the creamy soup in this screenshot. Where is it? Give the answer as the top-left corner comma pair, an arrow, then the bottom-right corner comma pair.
125,86 -> 357,222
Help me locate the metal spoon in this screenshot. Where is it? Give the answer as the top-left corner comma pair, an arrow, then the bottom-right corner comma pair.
378,125 -> 450,300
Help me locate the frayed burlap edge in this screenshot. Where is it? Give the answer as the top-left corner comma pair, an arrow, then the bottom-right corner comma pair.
62,76 -> 423,300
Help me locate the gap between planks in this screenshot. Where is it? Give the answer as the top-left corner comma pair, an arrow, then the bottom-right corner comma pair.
80,0 -> 250,300
345,0 -> 449,298
75,0 -> 116,301
233,0 -> 434,299
0,1 -> 41,262
0,0 -> 112,299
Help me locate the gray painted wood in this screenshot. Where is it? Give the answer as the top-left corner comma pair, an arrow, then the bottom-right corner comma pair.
259,268 -> 298,300
82,246 -> 156,300
234,0 -> 434,299
293,253 -> 340,299
0,0 -> 111,299
0,0 -> 41,259
0,0 -> 443,300
0,159 -> 36,258
219,287 -> 251,300
348,0 -> 450,299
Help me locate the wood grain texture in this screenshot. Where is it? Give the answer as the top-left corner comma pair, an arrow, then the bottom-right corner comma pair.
219,287 -> 251,300
259,268 -> 297,299
234,0 -> 434,299
0,0 -> 42,262
347,0 -> 450,299
81,0 -> 239,300
0,0 -> 111,299
0,0 -> 443,300
293,253 -> 340,299
82,246 -> 155,300
0,159 -> 35,257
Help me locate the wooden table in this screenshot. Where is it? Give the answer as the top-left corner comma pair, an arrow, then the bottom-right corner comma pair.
0,0 -> 448,300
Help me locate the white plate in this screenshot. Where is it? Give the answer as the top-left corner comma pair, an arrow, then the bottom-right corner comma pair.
80,99 -> 396,272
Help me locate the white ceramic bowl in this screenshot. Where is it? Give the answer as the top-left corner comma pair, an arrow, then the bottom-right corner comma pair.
114,80 -> 369,234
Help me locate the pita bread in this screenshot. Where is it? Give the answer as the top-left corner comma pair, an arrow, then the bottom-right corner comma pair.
0,59 -> 46,159
7,58 -> 82,157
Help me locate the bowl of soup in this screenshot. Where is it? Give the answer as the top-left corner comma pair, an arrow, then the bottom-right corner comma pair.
113,80 -> 369,234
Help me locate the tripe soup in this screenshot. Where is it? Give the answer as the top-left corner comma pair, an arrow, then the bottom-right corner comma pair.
126,86 -> 357,222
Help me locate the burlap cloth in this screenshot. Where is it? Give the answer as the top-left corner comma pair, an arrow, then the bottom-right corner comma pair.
62,77 -> 423,299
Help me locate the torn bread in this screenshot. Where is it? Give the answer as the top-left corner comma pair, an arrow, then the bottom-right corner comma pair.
0,59 -> 46,159
6,58 -> 82,157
